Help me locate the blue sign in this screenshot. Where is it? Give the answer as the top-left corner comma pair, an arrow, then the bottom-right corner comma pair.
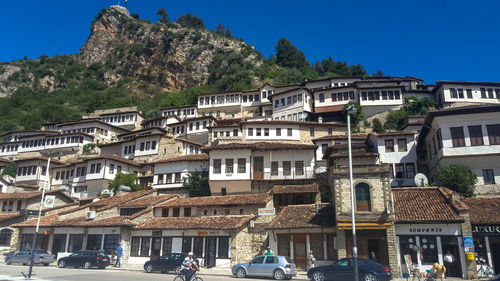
463,235 -> 474,253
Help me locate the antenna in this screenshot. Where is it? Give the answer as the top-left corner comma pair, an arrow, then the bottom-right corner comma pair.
414,173 -> 428,187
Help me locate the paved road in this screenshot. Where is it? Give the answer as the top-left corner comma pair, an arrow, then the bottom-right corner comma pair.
0,264 -> 307,281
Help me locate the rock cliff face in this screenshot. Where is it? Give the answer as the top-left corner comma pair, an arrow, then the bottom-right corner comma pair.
80,6 -> 262,91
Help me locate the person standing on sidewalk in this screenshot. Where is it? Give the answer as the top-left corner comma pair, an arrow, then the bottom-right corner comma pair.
443,250 -> 455,277
115,244 -> 123,268
307,250 -> 316,271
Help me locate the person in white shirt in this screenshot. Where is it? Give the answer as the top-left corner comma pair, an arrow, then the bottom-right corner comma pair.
443,250 -> 455,277
181,252 -> 199,281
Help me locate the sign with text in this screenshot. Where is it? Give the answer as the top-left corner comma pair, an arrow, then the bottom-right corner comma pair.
463,235 -> 474,253
258,208 -> 275,216
395,224 -> 461,236
472,225 -> 500,236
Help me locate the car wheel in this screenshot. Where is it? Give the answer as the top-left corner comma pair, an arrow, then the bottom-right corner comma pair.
58,260 -> 66,268
312,271 -> 325,281
5,258 -> 11,265
236,267 -> 247,278
274,269 -> 285,280
145,264 -> 153,273
174,265 -> 182,275
83,261 -> 92,269
364,273 -> 378,281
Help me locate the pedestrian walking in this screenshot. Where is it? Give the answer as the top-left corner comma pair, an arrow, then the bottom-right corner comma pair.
263,247 -> 274,256
443,250 -> 455,277
115,243 -> 123,268
307,250 -> 316,271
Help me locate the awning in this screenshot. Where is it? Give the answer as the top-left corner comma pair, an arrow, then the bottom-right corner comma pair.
337,221 -> 392,230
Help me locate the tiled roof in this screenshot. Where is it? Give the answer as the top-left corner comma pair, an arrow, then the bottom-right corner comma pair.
14,157 -> 66,165
369,130 -> 417,137
0,213 -> 23,222
241,120 -> 346,127
157,194 -> 270,208
0,190 -> 74,202
135,215 -> 255,230
0,157 -> 14,164
152,154 -> 209,164
90,190 -> 155,211
313,134 -> 367,141
392,187 -> 463,223
203,142 -> 317,151
86,154 -> 140,167
464,197 -> 500,225
119,194 -> 176,208
13,214 -> 137,228
272,183 -> 319,194
328,149 -> 378,158
267,204 -> 335,229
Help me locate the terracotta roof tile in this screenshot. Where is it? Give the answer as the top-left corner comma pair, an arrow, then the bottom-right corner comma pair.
135,215 -> 254,230
241,120 -> 346,127
313,134 -> 367,141
0,157 -> 14,164
464,197 -> 500,225
119,195 -> 176,208
393,188 -> 463,223
13,214 -> 137,228
157,194 -> 270,208
91,190 -> 155,211
268,204 -> 335,229
369,130 -> 417,137
0,190 -> 74,202
272,183 -> 319,194
86,154 -> 140,167
152,154 -> 209,165
0,213 -> 23,222
14,157 -> 66,166
203,142 -> 317,152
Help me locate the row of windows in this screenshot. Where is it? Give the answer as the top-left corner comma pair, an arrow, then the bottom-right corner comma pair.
274,94 -> 303,108
162,108 -> 195,116
130,236 -> 229,259
318,91 -> 356,103
390,163 -> 416,179
199,94 -> 242,106
361,90 -> 401,101
124,144 -> 136,155
274,113 -> 305,121
271,161 -> 305,176
157,173 -> 183,184
0,144 -> 18,153
55,169 -> 73,181
21,136 -> 84,148
62,127 -> 109,136
101,114 -> 137,123
213,129 -> 240,138
139,140 -> 157,152
1,200 -> 22,212
448,124 -> 500,148
188,121 -> 208,131
17,166 -> 44,177
384,138 -> 408,153
213,158 -> 246,174
248,127 -> 293,137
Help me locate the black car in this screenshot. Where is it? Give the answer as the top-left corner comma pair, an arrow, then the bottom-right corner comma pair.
307,258 -> 392,281
144,253 -> 197,274
57,250 -> 111,269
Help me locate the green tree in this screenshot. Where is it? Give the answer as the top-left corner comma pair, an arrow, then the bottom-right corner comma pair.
107,172 -> 141,195
176,13 -> 205,28
342,101 -> 365,125
224,28 -> 232,38
215,23 -> 225,35
403,96 -> 436,115
437,164 -> 478,197
275,38 -> 308,69
372,118 -> 385,133
384,110 -> 408,130
184,171 -> 210,197
1,163 -> 18,178
374,70 -> 384,76
144,108 -> 162,120
39,54 -> 49,65
156,8 -> 168,21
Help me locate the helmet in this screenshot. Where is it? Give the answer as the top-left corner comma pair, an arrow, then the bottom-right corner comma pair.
188,252 -> 194,256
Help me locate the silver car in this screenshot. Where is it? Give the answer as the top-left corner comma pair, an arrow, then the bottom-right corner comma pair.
5,249 -> 56,266
232,255 -> 297,280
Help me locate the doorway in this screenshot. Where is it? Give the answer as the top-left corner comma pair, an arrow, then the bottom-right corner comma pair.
490,237 -> 500,275
440,236 -> 462,278
52,234 -> 67,257
205,237 -> 216,268
293,235 -> 307,269
151,237 -> 162,260
346,230 -> 389,265
253,157 -> 264,180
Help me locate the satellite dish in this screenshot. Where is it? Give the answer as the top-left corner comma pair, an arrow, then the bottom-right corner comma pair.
414,173 -> 428,187
301,112 -> 308,119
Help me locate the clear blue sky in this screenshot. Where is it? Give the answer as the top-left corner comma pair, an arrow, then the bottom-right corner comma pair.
1,0 -> 499,84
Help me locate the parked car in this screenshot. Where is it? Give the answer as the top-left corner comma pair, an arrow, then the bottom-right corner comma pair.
57,250 -> 110,269
144,253 -> 194,274
232,255 -> 297,280
307,258 -> 391,281
488,275 -> 500,281
4,249 -> 56,266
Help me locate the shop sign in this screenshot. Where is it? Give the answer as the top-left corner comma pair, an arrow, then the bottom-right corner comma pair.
472,225 -> 500,236
197,231 -> 220,236
463,235 -> 474,253
258,208 -> 276,216
395,224 -> 461,236
197,231 -> 208,236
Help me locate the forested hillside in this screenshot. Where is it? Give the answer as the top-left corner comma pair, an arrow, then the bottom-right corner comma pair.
0,6 -> 369,133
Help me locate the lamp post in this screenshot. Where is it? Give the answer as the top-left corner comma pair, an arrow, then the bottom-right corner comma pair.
346,105 -> 359,281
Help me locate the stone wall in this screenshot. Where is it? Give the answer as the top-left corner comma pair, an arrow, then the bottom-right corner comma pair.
230,224 -> 267,266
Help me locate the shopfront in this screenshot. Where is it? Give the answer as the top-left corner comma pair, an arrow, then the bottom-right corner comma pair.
396,223 -> 466,278
472,225 -> 500,276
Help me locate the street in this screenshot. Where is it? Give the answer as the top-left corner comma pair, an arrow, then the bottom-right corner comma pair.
0,264 -> 308,281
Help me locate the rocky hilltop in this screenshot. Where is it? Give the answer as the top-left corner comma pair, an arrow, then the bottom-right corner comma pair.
0,5 -> 263,96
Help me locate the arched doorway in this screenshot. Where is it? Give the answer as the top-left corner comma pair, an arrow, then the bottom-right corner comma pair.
0,228 -> 13,247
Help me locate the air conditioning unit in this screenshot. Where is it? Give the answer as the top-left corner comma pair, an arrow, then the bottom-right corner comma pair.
86,211 -> 96,220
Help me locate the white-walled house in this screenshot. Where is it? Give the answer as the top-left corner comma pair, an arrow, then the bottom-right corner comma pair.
44,119 -> 130,144
14,157 -> 67,187
417,105 -> 500,191
160,105 -> 198,120
368,131 -> 419,187
204,142 -> 317,195
313,134 -> 368,162
433,81 -> 500,108
142,116 -> 181,130
152,154 -> 209,190
270,87 -> 314,121
98,110 -> 144,131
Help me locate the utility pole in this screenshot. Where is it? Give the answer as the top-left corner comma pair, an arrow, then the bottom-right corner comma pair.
346,105 -> 359,281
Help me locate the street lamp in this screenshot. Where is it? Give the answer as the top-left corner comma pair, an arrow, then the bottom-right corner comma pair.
346,104 -> 359,281
26,149 -> 73,278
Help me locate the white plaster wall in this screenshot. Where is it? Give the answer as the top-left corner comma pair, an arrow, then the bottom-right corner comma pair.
243,124 -> 300,141
209,150 -> 251,181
